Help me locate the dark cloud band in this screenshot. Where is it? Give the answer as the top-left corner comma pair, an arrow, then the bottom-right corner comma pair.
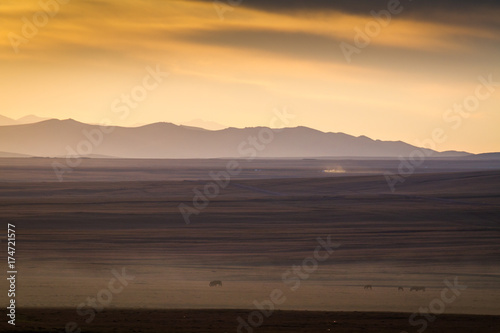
205,0 -> 500,13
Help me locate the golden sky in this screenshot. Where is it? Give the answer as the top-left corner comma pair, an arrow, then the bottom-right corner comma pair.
1,0 -> 499,153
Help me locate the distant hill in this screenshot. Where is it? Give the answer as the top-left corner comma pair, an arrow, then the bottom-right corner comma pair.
0,119 -> 475,159
0,151 -> 32,158
0,114 -> 50,126
468,152 -> 500,160
0,115 -> 18,126
181,119 -> 227,131
17,115 -> 50,124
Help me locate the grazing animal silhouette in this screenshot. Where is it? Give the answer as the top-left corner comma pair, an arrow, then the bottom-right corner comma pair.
398,287 -> 404,291
410,286 -> 425,292
209,280 -> 222,287
364,285 -> 372,290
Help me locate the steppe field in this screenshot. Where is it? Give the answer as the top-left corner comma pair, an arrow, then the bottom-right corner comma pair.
1,158 -> 499,332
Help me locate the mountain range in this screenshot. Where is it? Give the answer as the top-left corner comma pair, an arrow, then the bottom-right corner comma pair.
0,117 -> 490,159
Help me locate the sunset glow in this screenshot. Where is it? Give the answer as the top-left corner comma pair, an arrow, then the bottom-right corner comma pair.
1,0 -> 499,153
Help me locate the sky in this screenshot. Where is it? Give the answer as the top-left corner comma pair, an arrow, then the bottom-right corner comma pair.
1,0 -> 499,153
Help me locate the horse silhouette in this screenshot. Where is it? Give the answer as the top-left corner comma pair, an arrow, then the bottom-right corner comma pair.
209,280 -> 222,287
398,287 -> 404,291
363,285 -> 372,290
410,286 -> 425,292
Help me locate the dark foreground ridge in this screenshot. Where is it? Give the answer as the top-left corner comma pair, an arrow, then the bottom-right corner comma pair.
6,308 -> 500,333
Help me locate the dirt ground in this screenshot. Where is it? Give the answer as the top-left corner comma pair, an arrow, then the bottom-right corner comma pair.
0,159 -> 499,332
7,309 -> 500,333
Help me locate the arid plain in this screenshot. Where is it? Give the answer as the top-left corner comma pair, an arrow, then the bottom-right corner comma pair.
1,158 -> 499,332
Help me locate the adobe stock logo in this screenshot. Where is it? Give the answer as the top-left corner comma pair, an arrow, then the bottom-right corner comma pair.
178,107 -> 295,225
63,268 -> 135,333
8,0 -> 71,54
340,0 -> 408,63
385,74 -> 498,192
237,236 -> 340,333
52,65 -> 169,181
400,277 -> 467,333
